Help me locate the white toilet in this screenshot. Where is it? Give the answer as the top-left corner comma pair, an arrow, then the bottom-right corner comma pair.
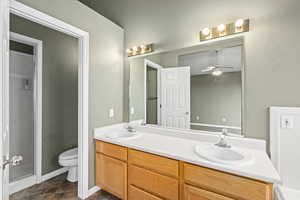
58,148 -> 78,182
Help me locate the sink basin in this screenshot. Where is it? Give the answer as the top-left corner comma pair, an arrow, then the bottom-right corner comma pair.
104,130 -> 140,140
194,143 -> 253,166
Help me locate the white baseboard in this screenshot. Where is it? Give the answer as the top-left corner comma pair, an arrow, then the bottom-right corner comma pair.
41,167 -> 69,182
9,175 -> 37,194
87,186 -> 101,197
9,167 -> 69,195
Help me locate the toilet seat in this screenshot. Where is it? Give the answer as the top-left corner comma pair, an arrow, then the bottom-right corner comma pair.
59,148 -> 78,160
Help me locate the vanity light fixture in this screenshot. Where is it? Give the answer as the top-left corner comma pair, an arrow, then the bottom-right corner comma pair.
200,19 -> 249,41
126,43 -> 153,57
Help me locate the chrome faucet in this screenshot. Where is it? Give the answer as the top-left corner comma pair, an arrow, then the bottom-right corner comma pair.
215,128 -> 231,148
126,125 -> 136,133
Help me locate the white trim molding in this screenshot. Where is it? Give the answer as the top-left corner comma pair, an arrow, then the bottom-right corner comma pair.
41,167 -> 69,182
1,1 -> 90,199
10,32 -> 43,184
88,186 -> 101,197
9,175 -> 37,195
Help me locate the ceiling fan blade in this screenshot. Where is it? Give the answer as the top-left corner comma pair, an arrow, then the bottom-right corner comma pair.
215,65 -> 234,69
201,66 -> 216,72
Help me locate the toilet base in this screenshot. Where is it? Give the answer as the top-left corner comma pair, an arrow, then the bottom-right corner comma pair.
67,166 -> 78,182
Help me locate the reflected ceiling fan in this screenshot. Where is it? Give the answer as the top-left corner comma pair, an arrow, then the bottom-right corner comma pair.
201,50 -> 233,76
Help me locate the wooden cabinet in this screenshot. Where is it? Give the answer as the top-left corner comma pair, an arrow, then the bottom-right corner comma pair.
95,140 -> 273,200
128,149 -> 179,178
128,185 -> 163,200
183,163 -> 272,200
96,141 -> 127,161
96,153 -> 127,199
184,184 -> 234,200
128,165 -> 179,200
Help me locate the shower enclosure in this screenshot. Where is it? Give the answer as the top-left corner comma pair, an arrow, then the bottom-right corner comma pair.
9,44 -> 35,185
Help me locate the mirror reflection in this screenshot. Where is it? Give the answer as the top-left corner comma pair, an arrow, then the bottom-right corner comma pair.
129,38 -> 243,135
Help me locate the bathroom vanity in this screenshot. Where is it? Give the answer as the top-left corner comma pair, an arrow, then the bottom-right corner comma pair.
94,124 -> 280,200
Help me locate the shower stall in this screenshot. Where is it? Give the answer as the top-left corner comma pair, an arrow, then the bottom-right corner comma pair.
9,40 -> 36,192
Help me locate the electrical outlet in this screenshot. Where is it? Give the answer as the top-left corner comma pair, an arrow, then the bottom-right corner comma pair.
130,107 -> 135,115
281,115 -> 294,129
221,117 -> 227,123
109,108 -> 114,118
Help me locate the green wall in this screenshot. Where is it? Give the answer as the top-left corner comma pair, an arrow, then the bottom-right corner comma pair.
191,72 -> 242,127
15,0 -> 124,188
11,14 -> 78,175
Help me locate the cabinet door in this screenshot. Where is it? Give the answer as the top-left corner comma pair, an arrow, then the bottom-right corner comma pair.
184,184 -> 234,200
96,153 -> 127,199
128,185 -> 163,200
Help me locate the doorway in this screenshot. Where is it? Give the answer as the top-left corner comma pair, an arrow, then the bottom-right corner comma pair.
144,59 -> 162,125
0,1 -> 90,199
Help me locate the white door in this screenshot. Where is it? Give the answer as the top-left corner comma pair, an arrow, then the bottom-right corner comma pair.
161,67 -> 190,129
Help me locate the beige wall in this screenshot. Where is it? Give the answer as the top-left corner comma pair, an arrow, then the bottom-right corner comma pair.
15,0 -> 124,188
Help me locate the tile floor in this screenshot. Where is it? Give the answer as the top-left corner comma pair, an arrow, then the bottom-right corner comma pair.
10,173 -> 120,200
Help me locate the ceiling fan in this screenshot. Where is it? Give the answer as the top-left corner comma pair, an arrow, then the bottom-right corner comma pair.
201,50 -> 233,76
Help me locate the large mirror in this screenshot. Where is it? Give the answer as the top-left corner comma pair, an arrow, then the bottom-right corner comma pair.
129,37 -> 244,136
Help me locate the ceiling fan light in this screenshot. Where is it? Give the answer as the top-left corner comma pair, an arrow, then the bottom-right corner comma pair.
212,69 -> 223,76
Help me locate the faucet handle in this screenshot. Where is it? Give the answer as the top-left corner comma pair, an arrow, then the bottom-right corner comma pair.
222,128 -> 228,136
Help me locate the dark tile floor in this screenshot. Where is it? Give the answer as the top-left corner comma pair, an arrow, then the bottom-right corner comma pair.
10,173 -> 120,200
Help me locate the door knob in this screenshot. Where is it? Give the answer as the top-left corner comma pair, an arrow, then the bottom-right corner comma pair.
2,155 -> 23,169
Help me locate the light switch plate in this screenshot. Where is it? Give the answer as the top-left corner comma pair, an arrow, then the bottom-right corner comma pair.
109,108 -> 114,118
281,115 -> 294,129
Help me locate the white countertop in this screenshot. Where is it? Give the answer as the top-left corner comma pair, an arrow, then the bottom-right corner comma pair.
94,123 -> 281,184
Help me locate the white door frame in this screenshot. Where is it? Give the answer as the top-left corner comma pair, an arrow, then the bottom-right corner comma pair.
144,59 -> 162,125
1,1 -> 90,199
9,32 -> 43,193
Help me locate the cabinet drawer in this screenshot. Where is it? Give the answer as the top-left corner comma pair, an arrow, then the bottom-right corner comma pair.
128,149 -> 179,178
128,185 -> 163,200
96,154 -> 127,199
128,165 -> 179,200
184,184 -> 234,200
96,141 -> 127,161
183,163 -> 272,200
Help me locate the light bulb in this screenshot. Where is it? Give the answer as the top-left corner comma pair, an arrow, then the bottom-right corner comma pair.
202,28 -> 210,36
126,48 -> 132,53
140,45 -> 146,49
235,19 -> 244,28
132,46 -> 139,52
212,69 -> 223,76
217,24 -> 226,32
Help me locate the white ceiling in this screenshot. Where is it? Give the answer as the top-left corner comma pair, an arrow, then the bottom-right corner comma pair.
178,46 -> 242,76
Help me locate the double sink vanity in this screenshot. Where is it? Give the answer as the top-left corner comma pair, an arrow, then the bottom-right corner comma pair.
94,123 -> 280,200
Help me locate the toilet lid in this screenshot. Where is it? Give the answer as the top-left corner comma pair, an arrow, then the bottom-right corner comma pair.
59,148 -> 78,160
